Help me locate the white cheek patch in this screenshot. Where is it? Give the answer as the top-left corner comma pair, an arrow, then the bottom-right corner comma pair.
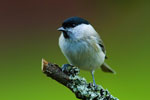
71,24 -> 97,40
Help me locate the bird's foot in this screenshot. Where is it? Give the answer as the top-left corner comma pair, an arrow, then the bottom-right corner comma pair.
61,64 -> 79,76
93,82 -> 98,88
61,64 -> 73,72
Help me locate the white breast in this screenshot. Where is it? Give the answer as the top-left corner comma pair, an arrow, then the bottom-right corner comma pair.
59,34 -> 105,71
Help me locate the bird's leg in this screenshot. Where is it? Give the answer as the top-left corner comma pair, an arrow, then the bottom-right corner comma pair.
91,70 -> 97,87
61,64 -> 72,72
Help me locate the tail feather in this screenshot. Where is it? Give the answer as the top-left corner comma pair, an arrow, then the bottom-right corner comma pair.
101,63 -> 116,74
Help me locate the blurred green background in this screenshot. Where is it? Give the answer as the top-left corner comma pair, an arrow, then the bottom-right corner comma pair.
0,0 -> 150,100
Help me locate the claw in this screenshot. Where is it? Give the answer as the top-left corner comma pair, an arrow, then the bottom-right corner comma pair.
61,64 -> 72,72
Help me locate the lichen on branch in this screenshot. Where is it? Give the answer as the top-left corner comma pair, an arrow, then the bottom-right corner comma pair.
42,59 -> 119,100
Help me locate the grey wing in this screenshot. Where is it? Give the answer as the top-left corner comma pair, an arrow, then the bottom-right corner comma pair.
96,35 -> 108,59
95,33 -> 116,73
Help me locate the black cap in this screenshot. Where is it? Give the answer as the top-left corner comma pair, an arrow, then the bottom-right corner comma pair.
62,17 -> 90,28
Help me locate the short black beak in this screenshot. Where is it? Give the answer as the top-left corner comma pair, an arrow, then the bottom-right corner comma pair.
57,27 -> 65,31
57,27 -> 69,38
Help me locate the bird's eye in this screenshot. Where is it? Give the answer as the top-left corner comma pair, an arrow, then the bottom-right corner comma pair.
63,23 -> 76,28
72,24 -> 76,27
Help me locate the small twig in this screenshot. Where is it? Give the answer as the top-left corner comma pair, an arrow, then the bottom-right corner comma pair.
42,58 -> 119,100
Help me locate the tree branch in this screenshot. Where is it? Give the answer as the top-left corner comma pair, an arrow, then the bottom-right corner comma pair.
42,58 -> 119,100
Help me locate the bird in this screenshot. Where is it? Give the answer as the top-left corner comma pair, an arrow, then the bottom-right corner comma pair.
58,16 -> 115,86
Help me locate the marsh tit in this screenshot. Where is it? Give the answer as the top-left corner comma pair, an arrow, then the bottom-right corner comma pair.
58,17 -> 115,86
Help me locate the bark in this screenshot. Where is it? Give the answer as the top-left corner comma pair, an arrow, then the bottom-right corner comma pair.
42,59 -> 119,100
